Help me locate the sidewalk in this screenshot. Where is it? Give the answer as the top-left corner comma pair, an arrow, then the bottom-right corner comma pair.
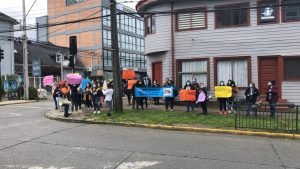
45,100 -> 300,140
0,100 -> 36,106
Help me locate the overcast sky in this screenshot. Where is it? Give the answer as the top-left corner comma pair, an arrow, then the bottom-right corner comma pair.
0,0 -> 138,39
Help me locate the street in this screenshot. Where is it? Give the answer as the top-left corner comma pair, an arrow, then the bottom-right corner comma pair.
0,100 -> 299,169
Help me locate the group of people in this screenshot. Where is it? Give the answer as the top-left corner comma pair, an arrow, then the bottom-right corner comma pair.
52,74 -> 278,118
52,80 -> 114,117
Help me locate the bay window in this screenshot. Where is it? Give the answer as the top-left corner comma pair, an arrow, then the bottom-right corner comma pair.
145,15 -> 155,35
282,0 -> 300,22
176,9 -> 207,31
284,58 -> 300,80
258,0 -> 279,24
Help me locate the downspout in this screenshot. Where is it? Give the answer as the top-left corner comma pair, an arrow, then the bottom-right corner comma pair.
171,1 -> 175,81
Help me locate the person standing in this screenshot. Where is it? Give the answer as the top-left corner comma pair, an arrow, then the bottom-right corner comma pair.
124,80 -> 132,106
227,79 -> 239,114
102,83 -> 114,116
143,75 -> 152,109
164,78 -> 175,112
152,80 -> 160,105
69,84 -> 80,112
92,83 -> 101,114
60,83 -> 71,117
77,85 -> 82,109
244,82 -> 259,116
84,83 -> 93,109
217,81 -> 228,115
196,84 -> 208,115
266,81 -> 277,117
183,80 -> 195,112
133,80 -> 144,110
53,84 -> 62,111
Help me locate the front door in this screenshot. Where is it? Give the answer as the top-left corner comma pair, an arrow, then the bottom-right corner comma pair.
258,57 -> 278,94
152,62 -> 162,86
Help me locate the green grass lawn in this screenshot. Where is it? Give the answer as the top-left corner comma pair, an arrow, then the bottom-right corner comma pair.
84,110 -> 236,129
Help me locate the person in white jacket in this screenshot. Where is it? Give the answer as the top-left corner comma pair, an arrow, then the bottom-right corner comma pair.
102,83 -> 114,116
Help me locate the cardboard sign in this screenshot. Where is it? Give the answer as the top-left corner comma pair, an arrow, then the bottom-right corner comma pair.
122,70 -> 135,80
128,80 -> 137,90
135,87 -> 174,98
179,90 -> 196,101
43,75 -> 54,86
67,74 -> 82,85
215,86 -> 232,98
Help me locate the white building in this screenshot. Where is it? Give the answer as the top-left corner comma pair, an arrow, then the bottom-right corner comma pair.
137,0 -> 300,104
0,12 -> 18,75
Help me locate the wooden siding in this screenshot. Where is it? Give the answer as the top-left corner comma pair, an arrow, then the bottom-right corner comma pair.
282,82 -> 300,105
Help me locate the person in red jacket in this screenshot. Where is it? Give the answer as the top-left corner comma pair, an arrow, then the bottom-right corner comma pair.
266,81 -> 277,117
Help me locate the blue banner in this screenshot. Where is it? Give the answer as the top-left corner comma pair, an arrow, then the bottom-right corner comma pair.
135,87 -> 174,97
82,79 -> 91,91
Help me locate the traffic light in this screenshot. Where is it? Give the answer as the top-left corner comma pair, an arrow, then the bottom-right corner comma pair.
69,36 -> 77,55
68,55 -> 74,68
0,48 -> 4,60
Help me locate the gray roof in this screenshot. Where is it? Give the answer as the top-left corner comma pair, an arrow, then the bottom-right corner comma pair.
0,12 -> 19,25
14,41 -> 84,68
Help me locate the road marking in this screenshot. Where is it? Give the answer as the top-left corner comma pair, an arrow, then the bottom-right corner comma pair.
9,113 -> 21,116
117,161 -> 160,169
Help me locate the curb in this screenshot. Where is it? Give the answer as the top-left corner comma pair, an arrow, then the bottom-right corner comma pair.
44,111 -> 300,140
0,100 -> 36,106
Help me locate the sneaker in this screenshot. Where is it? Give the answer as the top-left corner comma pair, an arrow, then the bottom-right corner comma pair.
170,109 -> 173,112
93,111 -> 97,114
164,109 -> 168,112
223,111 -> 228,115
219,111 -> 223,115
97,111 -> 101,114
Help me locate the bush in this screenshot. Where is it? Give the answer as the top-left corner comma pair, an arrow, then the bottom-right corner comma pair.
29,86 -> 38,100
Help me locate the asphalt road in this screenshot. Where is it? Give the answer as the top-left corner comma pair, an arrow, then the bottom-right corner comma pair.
0,100 -> 299,169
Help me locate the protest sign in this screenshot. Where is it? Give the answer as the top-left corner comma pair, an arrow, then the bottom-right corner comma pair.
43,75 -> 54,86
122,70 -> 135,80
179,90 -> 196,101
135,87 -> 173,97
128,80 -> 137,90
67,74 -> 82,85
215,86 -> 232,98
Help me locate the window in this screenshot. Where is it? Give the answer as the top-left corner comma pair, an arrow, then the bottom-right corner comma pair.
103,8 -> 111,26
178,60 -> 208,88
258,0 -> 279,24
176,9 -> 207,31
284,58 -> 300,79
66,0 -> 85,6
215,3 -> 250,28
282,0 -> 300,22
217,59 -> 249,87
103,50 -> 112,66
145,15 -> 156,35
103,30 -> 111,46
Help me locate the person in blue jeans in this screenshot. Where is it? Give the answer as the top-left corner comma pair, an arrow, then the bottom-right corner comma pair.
266,81 -> 277,117
183,80 -> 195,112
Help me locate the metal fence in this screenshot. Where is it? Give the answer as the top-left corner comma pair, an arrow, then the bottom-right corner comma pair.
235,104 -> 299,133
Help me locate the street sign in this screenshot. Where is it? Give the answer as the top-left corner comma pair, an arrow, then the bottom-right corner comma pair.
32,59 -> 41,77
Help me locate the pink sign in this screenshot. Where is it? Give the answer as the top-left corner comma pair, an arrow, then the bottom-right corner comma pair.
67,74 -> 82,85
43,75 -> 54,86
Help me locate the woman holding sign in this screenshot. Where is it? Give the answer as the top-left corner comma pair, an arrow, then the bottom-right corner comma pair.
217,81 -> 228,115
196,83 -> 208,115
184,80 -> 196,112
152,80 -> 160,105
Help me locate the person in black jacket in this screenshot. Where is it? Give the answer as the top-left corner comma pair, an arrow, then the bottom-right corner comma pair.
183,80 -> 195,112
69,84 -> 80,112
132,80 -> 144,110
142,75 -> 151,109
164,79 -> 175,112
152,80 -> 160,105
91,82 -> 101,114
266,81 -> 277,117
244,82 -> 259,116
53,84 -> 62,110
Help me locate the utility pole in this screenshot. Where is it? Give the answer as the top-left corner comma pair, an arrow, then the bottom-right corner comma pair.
22,0 -> 29,100
110,0 -> 123,113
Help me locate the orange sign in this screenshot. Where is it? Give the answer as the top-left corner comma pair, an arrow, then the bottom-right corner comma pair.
179,90 -> 196,101
122,70 -> 136,80
128,80 -> 137,90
